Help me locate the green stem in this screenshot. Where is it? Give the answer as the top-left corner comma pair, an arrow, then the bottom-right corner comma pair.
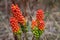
32,36 -> 39,40
23,31 -> 28,40
17,34 -> 21,40
14,32 -> 21,40
36,37 -> 39,40
32,36 -> 35,40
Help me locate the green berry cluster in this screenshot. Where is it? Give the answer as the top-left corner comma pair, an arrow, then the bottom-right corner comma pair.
32,27 -> 44,38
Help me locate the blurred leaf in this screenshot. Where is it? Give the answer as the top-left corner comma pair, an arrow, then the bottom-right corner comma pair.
20,24 -> 28,32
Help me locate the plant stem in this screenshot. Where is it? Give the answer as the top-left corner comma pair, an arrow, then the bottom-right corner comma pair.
32,36 -> 40,40
32,36 -> 35,40
24,32 -> 28,40
36,37 -> 40,40
17,34 -> 21,40
14,33 -> 21,40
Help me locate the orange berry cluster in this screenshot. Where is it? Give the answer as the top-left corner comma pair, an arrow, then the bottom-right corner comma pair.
10,17 -> 20,33
31,20 -> 37,29
11,4 -> 26,25
36,9 -> 45,30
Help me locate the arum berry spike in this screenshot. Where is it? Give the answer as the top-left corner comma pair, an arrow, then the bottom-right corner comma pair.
11,4 -> 28,40
11,4 -> 26,25
10,17 -> 21,40
36,9 -> 45,30
31,9 -> 45,40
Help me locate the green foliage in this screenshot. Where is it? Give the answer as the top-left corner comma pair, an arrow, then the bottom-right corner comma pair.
20,24 -> 28,32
